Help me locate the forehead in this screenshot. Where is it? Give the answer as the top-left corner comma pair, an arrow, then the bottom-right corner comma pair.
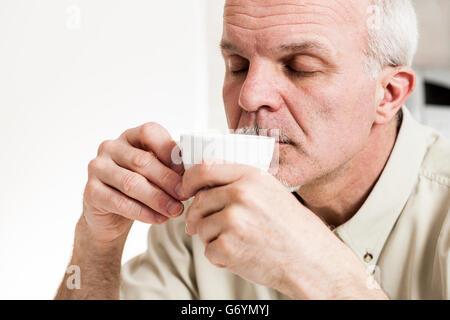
223,0 -> 368,55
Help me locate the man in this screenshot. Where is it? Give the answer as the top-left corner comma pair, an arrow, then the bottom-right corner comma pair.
55,0 -> 449,300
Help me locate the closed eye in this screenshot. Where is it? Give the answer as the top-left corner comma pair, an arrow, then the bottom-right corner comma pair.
229,64 -> 317,78
283,64 -> 317,78
231,68 -> 248,75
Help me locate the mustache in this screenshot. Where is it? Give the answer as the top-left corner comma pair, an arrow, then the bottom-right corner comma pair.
234,125 -> 293,144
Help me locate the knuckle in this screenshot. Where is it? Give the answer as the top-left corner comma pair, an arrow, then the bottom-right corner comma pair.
190,188 -> 209,212
215,236 -> 232,257
113,194 -> 132,213
222,208 -> 237,226
140,122 -> 161,139
119,128 -> 131,140
87,158 -> 101,176
197,222 -> 207,242
143,187 -> 165,212
204,242 -> 219,264
139,122 -> 165,150
159,169 -> 176,187
84,180 -> 100,203
121,172 -> 140,193
229,185 -> 247,203
132,151 -> 155,169
133,203 -> 144,220
222,209 -> 245,238
97,139 -> 113,155
198,162 -> 211,178
233,220 -> 245,238
193,189 -> 205,206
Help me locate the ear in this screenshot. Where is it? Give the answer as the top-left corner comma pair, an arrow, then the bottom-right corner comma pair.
375,66 -> 416,125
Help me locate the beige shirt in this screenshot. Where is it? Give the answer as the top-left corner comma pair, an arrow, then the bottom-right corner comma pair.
120,107 -> 450,300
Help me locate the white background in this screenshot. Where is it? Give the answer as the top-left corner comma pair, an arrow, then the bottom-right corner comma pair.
0,0 -> 225,299
0,0 -> 448,299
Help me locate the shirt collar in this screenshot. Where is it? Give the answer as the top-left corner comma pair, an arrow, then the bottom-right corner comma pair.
332,107 -> 429,266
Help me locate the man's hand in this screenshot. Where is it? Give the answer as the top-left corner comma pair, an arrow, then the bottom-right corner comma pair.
82,122 -> 185,244
55,122 -> 184,299
179,161 -> 388,300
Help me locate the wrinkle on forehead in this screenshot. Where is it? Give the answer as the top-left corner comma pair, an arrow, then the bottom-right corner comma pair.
224,0 -> 365,30
223,0 -> 369,58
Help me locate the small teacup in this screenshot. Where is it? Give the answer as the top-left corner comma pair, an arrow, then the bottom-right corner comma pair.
180,132 -> 276,172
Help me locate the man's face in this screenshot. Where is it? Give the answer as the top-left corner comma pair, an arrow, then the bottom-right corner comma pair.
221,0 -> 378,188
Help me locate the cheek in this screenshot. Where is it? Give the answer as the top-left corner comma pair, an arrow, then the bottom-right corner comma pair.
286,76 -> 376,166
332,80 -> 376,136
309,72 -> 374,127
312,83 -> 375,159
223,79 -> 242,129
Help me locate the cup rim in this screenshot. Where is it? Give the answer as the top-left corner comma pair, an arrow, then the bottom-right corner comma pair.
180,132 -> 275,141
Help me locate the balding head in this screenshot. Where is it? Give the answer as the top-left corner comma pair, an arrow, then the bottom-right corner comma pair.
220,0 -> 417,189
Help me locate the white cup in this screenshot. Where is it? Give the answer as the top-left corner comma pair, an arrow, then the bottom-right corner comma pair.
180,133 -> 276,172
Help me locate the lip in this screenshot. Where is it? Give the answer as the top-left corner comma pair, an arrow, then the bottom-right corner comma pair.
276,142 -> 292,148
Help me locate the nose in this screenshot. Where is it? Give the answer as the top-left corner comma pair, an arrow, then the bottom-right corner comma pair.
238,61 -> 283,113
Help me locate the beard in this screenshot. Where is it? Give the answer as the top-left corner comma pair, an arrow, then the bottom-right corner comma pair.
233,124 -> 292,144
279,177 -> 302,192
234,125 -> 302,193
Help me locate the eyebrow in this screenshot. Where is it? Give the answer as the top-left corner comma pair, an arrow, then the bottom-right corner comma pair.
220,40 -> 243,55
277,42 -> 331,56
220,40 -> 332,58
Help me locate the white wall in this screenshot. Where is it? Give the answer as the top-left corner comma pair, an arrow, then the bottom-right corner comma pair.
0,0 -> 209,299
205,0 -> 227,132
411,0 -> 450,68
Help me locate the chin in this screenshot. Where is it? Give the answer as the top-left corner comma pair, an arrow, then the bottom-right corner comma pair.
269,144 -> 316,192
270,159 -> 303,192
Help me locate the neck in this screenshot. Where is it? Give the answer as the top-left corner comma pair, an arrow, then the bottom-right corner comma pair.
297,119 -> 399,228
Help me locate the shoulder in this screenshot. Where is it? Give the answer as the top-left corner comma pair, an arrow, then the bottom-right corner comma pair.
419,127 -> 450,188
404,124 -> 450,242
417,127 -> 450,252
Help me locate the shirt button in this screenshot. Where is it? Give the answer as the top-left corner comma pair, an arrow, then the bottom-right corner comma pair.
364,252 -> 373,263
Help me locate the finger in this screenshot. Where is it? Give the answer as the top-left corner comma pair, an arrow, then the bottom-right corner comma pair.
185,185 -> 229,235
196,210 -> 227,245
107,140 -> 183,200
93,158 -> 184,218
204,235 -> 231,268
86,178 -> 168,224
120,122 -> 184,175
179,161 -> 257,199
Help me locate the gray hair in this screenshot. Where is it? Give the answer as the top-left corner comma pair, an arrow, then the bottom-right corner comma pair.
365,0 -> 419,78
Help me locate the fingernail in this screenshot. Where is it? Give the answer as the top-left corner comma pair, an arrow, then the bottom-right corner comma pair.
185,222 -> 194,235
156,214 -> 167,223
167,201 -> 184,217
175,182 -> 184,198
